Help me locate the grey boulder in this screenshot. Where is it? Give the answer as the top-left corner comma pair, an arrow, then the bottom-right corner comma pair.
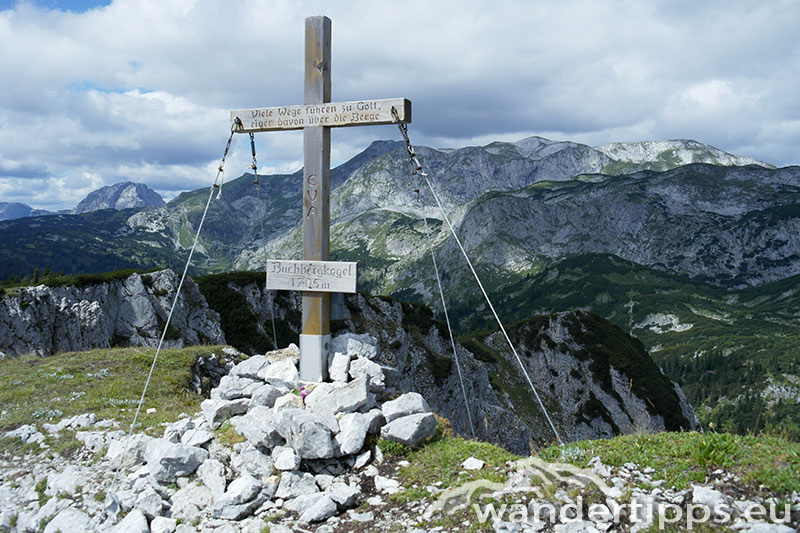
145,439 -> 209,482
381,392 -> 431,423
380,412 -> 437,447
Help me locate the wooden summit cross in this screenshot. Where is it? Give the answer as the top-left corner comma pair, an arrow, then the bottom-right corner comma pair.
230,15 -> 411,382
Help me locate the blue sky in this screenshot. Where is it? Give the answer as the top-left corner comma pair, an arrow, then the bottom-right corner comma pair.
1,0 -> 798,211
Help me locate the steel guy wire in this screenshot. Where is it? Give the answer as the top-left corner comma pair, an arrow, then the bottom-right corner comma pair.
392,107 -> 563,445
108,123 -> 238,505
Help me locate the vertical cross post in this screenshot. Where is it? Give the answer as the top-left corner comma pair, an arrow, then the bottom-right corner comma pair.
300,15 -> 332,381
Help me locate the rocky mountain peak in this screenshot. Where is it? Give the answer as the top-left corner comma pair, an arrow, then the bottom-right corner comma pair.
73,181 -> 165,214
595,139 -> 773,169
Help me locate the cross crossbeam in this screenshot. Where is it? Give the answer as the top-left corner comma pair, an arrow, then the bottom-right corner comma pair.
229,15 -> 411,381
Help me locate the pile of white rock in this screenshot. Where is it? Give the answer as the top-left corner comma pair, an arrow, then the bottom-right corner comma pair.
1,333 -> 439,532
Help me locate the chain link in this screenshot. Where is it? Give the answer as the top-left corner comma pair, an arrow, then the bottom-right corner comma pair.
215,117 -> 242,199
391,107 -> 427,176
249,131 -> 259,189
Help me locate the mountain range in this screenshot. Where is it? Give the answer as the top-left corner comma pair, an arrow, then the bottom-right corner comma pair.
0,181 -> 164,222
0,136 -> 797,437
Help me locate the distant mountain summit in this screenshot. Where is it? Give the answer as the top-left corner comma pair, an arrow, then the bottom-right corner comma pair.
0,202 -> 53,221
73,181 -> 165,214
596,139 -> 773,172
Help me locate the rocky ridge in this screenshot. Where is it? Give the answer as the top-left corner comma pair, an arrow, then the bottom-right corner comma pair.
0,339 -> 794,532
0,270 -> 224,358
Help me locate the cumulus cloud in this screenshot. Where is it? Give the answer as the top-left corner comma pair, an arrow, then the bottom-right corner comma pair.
0,0 -> 798,210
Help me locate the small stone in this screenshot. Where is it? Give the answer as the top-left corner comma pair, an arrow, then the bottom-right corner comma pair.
230,355 -> 270,379
150,516 -> 178,533
135,485 -> 165,519
362,408 -> 384,434
272,392 -> 305,411
46,465 -> 87,497
232,406 -> 283,449
110,508 -> 149,533
298,495 -> 337,524
328,352 -> 351,382
349,357 -> 385,391
331,333 -> 378,359
266,343 -> 300,364
212,375 -> 262,400
259,358 -> 299,388
354,449 -> 372,469
249,383 -> 284,408
327,482 -> 361,508
145,439 -> 209,482
305,376 -> 370,415
335,412 -> 369,456
275,471 -> 319,500
230,442 -> 275,479
42,508 -> 92,533
201,398 -> 250,429
180,428 -> 214,447
170,483 -> 213,521
197,458 -> 227,501
374,475 -> 401,494
461,457 -> 485,470
272,446 -> 301,471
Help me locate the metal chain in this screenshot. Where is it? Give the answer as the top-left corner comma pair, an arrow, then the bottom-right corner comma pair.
249,131 -> 259,185
391,107 -> 426,175
215,118 -> 241,199
391,109 -> 563,445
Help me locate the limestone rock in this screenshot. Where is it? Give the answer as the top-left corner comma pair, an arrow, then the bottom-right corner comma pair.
145,439 -> 209,482
211,375 -> 262,400
272,446 -> 301,471
230,442 -> 275,479
349,357 -> 385,391
275,471 -> 319,500
170,482 -> 213,522
201,398 -> 250,429
273,408 -> 336,459
328,352 -> 351,382
298,495 -> 337,524
46,465 -> 87,497
151,516 -> 178,533
249,383 -> 284,408
381,392 -> 430,423
380,412 -> 437,447
304,376 -> 370,415
232,406 -> 283,449
211,474 -> 267,520
42,507 -> 93,533
335,412 -> 369,456
197,458 -> 227,501
326,482 -> 361,509
266,343 -> 300,364
110,508 -> 149,533
332,332 -> 378,360
230,355 -> 270,379
259,358 -> 299,388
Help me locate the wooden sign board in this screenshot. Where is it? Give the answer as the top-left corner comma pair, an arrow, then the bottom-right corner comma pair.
231,98 -> 411,133
266,260 -> 357,293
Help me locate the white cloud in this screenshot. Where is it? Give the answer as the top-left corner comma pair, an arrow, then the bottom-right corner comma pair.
0,0 -> 799,211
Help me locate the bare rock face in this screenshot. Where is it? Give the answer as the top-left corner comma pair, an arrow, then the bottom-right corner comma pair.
73,181 -> 164,214
0,270 -> 225,357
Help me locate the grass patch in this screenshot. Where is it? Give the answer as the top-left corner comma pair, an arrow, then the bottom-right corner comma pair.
215,419 -> 246,447
0,345 -> 223,450
394,429 -> 519,492
538,431 -> 800,493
